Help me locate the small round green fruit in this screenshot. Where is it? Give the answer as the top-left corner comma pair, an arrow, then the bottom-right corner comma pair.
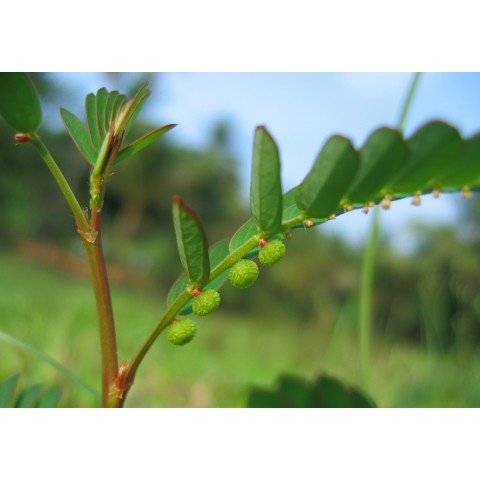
167,318 -> 197,346
258,239 -> 286,266
192,289 -> 221,316
229,259 -> 259,289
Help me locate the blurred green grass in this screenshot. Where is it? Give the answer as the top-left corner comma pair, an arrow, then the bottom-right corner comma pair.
1,250 -> 480,408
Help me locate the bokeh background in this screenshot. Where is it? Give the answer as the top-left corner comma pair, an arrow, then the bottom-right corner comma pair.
1,72 -> 480,407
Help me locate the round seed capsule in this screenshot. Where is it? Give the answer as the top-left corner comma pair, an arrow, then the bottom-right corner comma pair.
229,259 -> 259,289
192,289 -> 221,316
258,239 -> 286,266
167,318 -> 197,346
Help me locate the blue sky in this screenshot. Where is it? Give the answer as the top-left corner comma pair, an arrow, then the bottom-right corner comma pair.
52,72 -> 480,253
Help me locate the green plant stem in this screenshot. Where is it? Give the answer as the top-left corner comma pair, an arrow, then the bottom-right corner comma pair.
358,72 -> 422,389
29,132 -> 89,234
30,132 -> 118,406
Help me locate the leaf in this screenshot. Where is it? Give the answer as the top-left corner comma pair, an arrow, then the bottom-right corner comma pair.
122,83 -> 151,138
60,108 -> 97,166
229,218 -> 258,253
104,91 -> 119,132
0,73 -> 42,132
295,135 -> 359,217
167,239 -> 231,314
250,126 -> 283,235
437,133 -> 480,189
96,87 -> 109,138
393,120 -> 463,194
112,94 -> 127,127
172,196 -> 210,287
14,384 -> 42,407
37,386 -> 62,408
85,93 -> 102,150
346,127 -> 408,203
0,374 -> 20,407
115,124 -> 177,164
247,374 -> 376,408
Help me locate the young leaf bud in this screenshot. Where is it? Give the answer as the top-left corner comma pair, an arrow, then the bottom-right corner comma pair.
167,318 -> 197,346
229,259 -> 259,289
258,239 -> 286,266
192,289 -> 221,316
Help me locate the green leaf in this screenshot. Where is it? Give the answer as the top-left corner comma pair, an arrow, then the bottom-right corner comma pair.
14,384 -> 42,407
85,93 -> 102,150
346,127 -> 408,203
37,386 -> 62,408
0,73 -> 42,132
115,124 -> 177,164
96,87 -> 109,138
60,108 -> 97,166
104,91 -> 119,132
250,126 -> 283,235
167,239 -> 231,314
172,196 -> 210,287
295,135 -> 359,217
393,121 -> 463,194
123,84 -> 151,138
438,133 -> 480,189
229,218 -> 259,253
112,94 -> 127,127
0,374 -> 20,407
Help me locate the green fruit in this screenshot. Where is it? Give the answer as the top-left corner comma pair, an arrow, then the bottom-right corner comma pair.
167,318 -> 197,346
192,289 -> 221,316
258,239 -> 286,265
229,259 -> 259,289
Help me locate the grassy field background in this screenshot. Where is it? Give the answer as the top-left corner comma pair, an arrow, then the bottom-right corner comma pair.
2,250 -> 480,408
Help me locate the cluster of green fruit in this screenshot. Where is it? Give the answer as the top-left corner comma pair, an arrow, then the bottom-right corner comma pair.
167,239 -> 286,346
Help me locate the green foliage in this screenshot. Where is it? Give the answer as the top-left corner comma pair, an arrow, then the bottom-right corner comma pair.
0,73 -> 42,133
172,196 -> 210,288
295,135 -> 359,218
247,374 -> 375,407
61,84 -> 175,168
0,374 -> 61,408
167,319 -> 197,346
250,126 -> 283,235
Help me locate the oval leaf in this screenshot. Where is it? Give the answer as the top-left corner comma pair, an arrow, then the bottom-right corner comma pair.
86,93 -> 102,150
96,87 -> 109,138
437,133 -> 480,189
250,126 -> 283,235
172,196 -> 210,287
60,108 -> 97,166
393,120 -> 463,194
295,135 -> 359,217
347,127 -> 408,203
104,91 -> 119,132
115,124 -> 177,164
0,73 -> 42,132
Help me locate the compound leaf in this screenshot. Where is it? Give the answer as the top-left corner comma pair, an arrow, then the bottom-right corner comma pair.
85,93 -> 102,151
96,87 -> 109,138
